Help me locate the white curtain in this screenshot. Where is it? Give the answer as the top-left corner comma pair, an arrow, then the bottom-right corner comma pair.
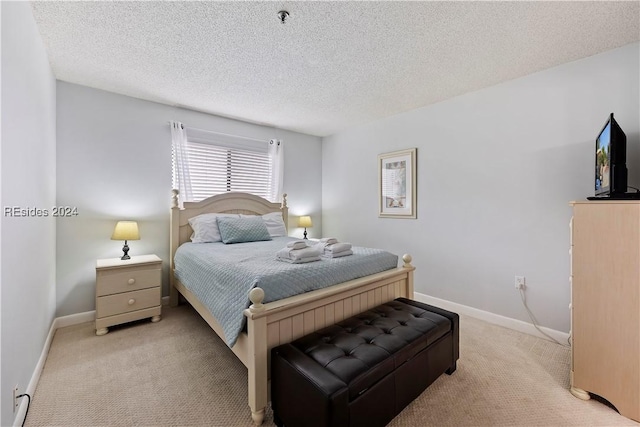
171,121 -> 193,208
268,139 -> 284,202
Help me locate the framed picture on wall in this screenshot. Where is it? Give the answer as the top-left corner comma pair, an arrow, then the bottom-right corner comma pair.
378,148 -> 417,219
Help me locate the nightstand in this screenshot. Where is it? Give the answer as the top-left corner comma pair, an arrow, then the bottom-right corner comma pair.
95,254 -> 162,336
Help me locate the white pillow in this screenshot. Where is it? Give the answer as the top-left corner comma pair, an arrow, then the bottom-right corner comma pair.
262,212 -> 287,237
240,212 -> 287,237
188,213 -> 240,243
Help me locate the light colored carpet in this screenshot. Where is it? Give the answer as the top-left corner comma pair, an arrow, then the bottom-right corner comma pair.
25,304 -> 638,427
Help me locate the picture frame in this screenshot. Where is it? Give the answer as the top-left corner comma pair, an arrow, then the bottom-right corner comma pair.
378,148 -> 417,219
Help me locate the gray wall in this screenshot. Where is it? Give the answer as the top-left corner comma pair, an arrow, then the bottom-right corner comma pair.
1,2 -> 57,426
322,43 -> 640,333
56,82 -> 322,316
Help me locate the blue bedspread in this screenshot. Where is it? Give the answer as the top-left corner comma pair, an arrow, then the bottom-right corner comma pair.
174,237 -> 398,347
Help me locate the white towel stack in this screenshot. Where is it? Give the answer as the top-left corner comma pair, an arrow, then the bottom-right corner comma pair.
318,238 -> 353,259
276,242 -> 322,264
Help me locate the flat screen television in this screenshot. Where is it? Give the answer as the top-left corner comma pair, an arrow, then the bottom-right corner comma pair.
593,113 -> 629,198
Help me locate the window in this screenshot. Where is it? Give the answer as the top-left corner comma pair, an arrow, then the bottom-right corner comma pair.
171,122 -> 282,205
173,139 -> 272,202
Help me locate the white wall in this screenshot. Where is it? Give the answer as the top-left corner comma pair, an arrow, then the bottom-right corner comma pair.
1,2 -> 57,426
56,82 -> 322,316
322,43 -> 640,333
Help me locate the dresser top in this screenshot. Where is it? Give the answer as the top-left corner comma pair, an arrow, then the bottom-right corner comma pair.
96,254 -> 161,269
570,200 -> 640,206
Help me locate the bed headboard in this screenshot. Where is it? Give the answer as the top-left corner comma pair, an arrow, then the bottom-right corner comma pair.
169,190 -> 288,277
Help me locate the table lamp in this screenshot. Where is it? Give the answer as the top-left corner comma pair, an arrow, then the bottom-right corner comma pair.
111,221 -> 140,260
298,216 -> 312,240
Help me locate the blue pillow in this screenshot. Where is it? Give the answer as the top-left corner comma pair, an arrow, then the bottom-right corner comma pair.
216,216 -> 272,244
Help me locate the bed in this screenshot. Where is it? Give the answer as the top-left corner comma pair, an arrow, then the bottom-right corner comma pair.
169,190 -> 415,425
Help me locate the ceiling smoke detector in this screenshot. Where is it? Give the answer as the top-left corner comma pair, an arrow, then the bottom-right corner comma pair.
277,10 -> 289,24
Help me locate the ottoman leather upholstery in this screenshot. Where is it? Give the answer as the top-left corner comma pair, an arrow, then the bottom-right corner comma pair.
271,298 -> 459,427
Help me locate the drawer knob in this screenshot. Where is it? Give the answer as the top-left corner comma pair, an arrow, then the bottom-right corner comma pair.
128,299 -> 135,305
128,278 -> 135,285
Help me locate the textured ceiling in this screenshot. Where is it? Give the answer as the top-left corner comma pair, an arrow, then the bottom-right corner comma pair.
31,1 -> 640,137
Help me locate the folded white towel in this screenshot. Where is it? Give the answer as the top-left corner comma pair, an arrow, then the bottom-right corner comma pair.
319,237 -> 338,245
276,255 -> 321,264
321,250 -> 353,259
324,242 -> 352,253
276,245 -> 323,261
287,240 -> 308,249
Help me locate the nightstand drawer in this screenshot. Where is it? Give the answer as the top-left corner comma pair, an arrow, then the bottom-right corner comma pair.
96,266 -> 160,296
96,287 -> 161,318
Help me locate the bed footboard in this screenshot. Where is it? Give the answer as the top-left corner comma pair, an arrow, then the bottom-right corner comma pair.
243,255 -> 415,425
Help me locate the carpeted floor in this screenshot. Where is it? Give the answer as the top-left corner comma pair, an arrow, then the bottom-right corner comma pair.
25,304 -> 638,427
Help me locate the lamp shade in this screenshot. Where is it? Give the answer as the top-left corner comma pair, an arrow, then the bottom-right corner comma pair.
111,221 -> 140,241
298,216 -> 313,228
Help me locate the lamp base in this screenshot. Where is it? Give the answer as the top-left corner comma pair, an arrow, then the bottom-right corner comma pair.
303,229 -> 308,240
121,241 -> 130,260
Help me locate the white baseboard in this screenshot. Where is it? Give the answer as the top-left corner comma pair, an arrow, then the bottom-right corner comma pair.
13,310 -> 95,427
413,292 -> 570,345
54,310 -> 96,329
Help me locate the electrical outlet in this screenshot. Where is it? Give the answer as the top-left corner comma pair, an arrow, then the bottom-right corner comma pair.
13,385 -> 19,413
515,276 -> 526,290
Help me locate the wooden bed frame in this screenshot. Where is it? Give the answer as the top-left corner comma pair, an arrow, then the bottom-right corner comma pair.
169,190 -> 415,425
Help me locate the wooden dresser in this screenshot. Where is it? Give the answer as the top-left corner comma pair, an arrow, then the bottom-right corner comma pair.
95,254 -> 162,336
569,200 -> 639,421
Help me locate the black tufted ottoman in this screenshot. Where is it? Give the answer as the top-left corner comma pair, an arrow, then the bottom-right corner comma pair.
271,298 -> 459,427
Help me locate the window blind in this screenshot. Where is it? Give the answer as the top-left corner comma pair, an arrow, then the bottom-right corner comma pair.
172,128 -> 273,202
